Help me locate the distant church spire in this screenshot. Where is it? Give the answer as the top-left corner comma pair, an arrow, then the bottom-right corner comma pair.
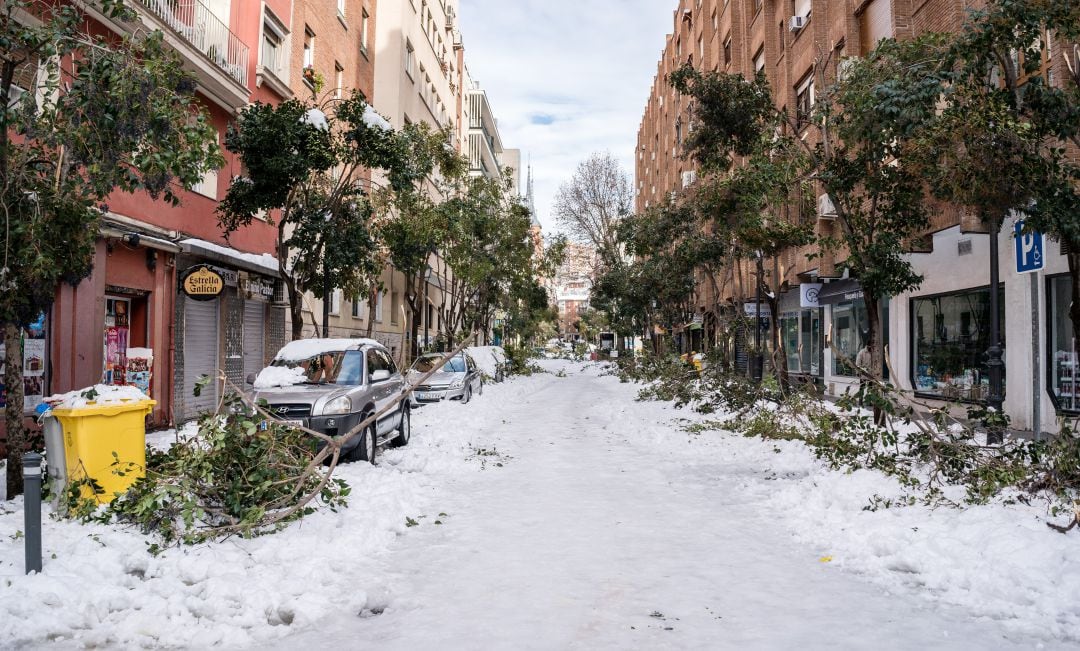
526,158 -> 540,227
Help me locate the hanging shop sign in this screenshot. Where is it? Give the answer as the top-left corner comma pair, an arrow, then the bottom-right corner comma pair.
181,265 -> 225,300
800,283 -> 823,308
241,274 -> 275,301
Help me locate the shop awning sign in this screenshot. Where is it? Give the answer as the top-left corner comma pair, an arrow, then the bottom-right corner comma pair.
1014,220 -> 1043,274
800,283 -> 823,308
181,265 -> 224,300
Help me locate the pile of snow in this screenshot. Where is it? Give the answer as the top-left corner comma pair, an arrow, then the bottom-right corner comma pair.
273,338 -> 383,361
45,384 -> 149,410
301,107 -> 329,131
362,104 -> 392,131
465,346 -> 506,378
253,365 -> 307,389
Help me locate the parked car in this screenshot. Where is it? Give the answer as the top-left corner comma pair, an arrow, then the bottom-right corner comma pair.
249,338 -> 410,463
406,351 -> 483,406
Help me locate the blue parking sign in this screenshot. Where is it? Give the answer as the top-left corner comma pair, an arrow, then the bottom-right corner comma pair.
1015,220 -> 1044,274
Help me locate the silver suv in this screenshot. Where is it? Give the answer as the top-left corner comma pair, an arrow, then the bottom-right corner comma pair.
249,339 -> 410,463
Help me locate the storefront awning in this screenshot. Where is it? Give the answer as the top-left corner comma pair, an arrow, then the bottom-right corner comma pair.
179,238 -> 281,278
817,279 -> 864,306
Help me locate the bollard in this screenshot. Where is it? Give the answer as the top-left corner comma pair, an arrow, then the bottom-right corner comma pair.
23,452 -> 42,575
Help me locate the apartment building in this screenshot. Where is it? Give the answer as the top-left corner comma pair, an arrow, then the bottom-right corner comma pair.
24,0 -> 291,425
637,0 -> 1071,432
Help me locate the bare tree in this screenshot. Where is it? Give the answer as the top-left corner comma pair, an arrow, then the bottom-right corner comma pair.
553,152 -> 632,256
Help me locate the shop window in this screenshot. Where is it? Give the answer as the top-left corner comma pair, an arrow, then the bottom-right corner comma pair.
1049,275 -> 1079,412
783,309 -> 822,375
832,299 -> 867,377
912,286 -> 1005,401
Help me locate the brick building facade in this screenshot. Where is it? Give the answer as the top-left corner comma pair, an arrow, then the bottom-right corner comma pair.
637,0 -> 1075,433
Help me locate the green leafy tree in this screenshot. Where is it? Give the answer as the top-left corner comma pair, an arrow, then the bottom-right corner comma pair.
1,0 -> 222,497
218,93 -> 404,340
927,1 -> 1080,348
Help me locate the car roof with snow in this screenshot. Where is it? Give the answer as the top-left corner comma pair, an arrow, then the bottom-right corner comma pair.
273,337 -> 387,362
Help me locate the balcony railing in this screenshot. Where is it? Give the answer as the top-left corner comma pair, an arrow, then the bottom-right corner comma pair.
139,0 -> 249,88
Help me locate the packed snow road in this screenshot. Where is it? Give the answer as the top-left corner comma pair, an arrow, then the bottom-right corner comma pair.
271,360 -> 1072,650
2,360 -> 1077,648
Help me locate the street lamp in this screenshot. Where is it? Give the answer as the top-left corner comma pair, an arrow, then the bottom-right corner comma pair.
986,219 -> 1005,443
753,250 -> 764,383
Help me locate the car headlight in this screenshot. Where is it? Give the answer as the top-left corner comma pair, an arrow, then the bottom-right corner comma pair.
321,396 -> 352,415
450,377 -> 466,389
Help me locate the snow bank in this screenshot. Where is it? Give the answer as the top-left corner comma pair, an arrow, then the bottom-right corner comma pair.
301,107 -> 329,131
253,365 -> 307,389
45,384 -> 149,410
273,338 -> 383,361
465,346 -> 506,377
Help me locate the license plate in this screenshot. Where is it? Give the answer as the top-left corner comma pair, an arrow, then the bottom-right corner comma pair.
415,392 -> 439,401
281,419 -> 305,428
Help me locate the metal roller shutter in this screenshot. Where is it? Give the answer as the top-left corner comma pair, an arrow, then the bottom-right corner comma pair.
183,297 -> 220,420
243,300 -> 266,381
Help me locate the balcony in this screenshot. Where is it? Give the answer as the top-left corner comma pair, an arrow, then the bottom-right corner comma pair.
137,0 -> 250,104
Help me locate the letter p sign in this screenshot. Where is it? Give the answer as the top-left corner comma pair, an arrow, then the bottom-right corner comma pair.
1015,219 -> 1044,275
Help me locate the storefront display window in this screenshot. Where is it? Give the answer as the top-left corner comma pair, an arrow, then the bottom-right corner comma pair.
781,309 -> 822,376
832,300 -> 867,376
1049,275 -> 1079,412
911,286 -> 1004,401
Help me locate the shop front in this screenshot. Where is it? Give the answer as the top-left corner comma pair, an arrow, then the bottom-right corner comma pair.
779,285 -> 824,384
818,279 -> 868,387
50,230 -> 178,426
1047,275 -> 1078,414
174,239 -> 285,422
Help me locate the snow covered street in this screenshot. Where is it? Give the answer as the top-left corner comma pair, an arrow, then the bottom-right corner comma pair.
2,360 -> 1079,648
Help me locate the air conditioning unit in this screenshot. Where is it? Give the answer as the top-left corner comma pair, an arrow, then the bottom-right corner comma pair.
817,193 -> 837,218
682,170 -> 697,188
789,15 -> 808,32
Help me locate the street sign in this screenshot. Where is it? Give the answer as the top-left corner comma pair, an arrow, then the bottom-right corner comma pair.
1015,220 -> 1044,275
743,302 -> 771,316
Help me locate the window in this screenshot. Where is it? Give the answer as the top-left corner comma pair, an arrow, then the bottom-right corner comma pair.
405,40 -> 416,79
260,11 -> 288,79
752,0 -> 763,16
724,35 -> 732,65
832,299 -> 868,377
782,309 -> 822,375
334,62 -> 343,98
336,0 -> 345,19
795,71 -> 814,128
375,290 -> 384,322
912,286 -> 1005,401
391,291 -> 401,324
366,349 -> 387,382
351,295 -> 366,319
360,9 -> 370,56
1049,276 -> 1077,411
753,46 -> 765,73
794,0 -> 811,19
303,28 -> 315,69
329,289 -> 342,315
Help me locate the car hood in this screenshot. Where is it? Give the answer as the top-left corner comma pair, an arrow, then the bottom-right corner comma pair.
408,370 -> 464,387
252,383 -> 354,405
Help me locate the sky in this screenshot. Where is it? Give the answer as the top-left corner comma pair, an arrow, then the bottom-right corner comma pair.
458,0 -> 676,235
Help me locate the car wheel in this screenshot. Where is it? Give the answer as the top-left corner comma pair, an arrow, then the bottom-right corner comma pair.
391,407 -> 411,448
345,421 -> 376,464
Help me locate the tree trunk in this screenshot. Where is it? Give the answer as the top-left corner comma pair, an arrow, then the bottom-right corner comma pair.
365,286 -> 377,338
5,324 -> 25,499
864,294 -> 886,425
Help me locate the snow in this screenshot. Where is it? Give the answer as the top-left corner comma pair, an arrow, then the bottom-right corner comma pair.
301,107 -> 329,131
362,104 -> 392,132
44,384 -> 149,410
178,238 -> 280,276
253,365 -> 307,389
464,345 -> 505,377
273,337 -> 383,361
0,362 -> 1078,648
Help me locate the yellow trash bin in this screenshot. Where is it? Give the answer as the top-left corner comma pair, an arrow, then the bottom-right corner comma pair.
51,399 -> 156,503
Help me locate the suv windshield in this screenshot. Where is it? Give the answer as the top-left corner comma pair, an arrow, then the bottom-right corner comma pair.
411,355 -> 466,374
271,350 -> 365,385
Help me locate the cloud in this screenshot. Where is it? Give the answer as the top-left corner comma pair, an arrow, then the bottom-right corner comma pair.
459,0 -> 675,236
